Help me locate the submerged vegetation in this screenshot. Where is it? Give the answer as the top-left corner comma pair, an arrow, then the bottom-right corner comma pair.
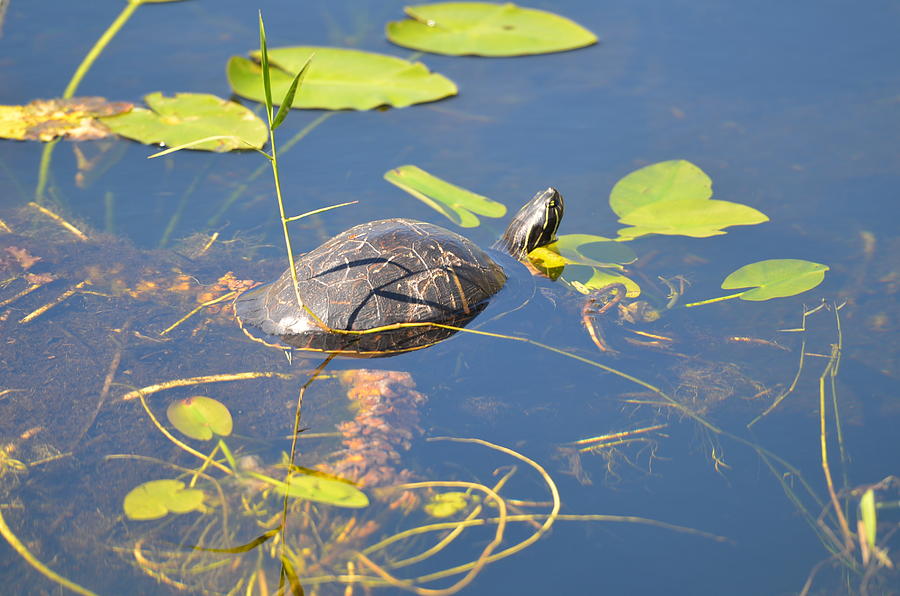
0,1 -> 897,595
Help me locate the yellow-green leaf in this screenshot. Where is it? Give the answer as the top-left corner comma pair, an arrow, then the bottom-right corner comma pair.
617,199 -> 769,239
424,492 -> 472,517
123,479 -> 205,521
100,92 -> 266,152
721,259 -> 829,301
384,165 -> 505,227
859,488 -> 877,551
610,160 -> 712,218
228,47 -> 457,111
166,396 -> 233,441
255,471 -> 369,509
548,233 -> 638,267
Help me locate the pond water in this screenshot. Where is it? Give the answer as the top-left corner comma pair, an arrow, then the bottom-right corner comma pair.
1,1 -> 898,595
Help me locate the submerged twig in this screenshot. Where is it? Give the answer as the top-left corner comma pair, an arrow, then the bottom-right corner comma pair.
119,371 -> 296,402
159,291 -> 237,336
27,202 -> 89,241
18,279 -> 90,323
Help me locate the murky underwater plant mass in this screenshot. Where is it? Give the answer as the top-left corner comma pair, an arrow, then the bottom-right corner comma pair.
0,1 -> 898,594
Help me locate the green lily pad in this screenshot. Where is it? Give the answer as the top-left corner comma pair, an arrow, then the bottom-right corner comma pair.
566,265 -> 641,297
384,165 -> 506,227
617,199 -> 769,239
424,491 -> 473,518
100,92 -> 266,151
721,259 -> 829,301
271,472 -> 369,508
530,235 -> 640,295
386,2 -> 598,56
610,160 -> 712,219
166,396 -> 233,441
123,479 -> 205,521
227,47 -> 457,111
549,233 -> 638,267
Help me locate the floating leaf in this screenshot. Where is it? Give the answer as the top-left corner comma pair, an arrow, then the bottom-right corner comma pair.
566,265 -> 641,297
527,246 -> 567,279
227,47 -> 457,111
610,160 -> 712,219
721,259 -> 829,301
549,233 -> 638,267
386,2 -> 598,56
530,234 -> 640,296
166,396 -> 233,441
101,92 -> 266,151
0,97 -> 132,141
384,165 -> 505,227
617,199 -> 769,239
425,492 -> 473,518
272,471 -> 369,508
123,479 -> 205,521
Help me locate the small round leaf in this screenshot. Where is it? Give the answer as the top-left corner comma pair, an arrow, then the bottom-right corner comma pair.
123,479 -> 205,521
167,396 -> 233,441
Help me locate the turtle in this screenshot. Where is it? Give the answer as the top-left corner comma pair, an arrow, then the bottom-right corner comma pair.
234,187 -> 564,357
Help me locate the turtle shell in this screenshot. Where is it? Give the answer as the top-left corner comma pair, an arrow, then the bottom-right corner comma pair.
234,219 -> 507,356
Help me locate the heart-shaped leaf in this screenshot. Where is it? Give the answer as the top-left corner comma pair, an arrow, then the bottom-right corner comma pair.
384,165 -> 506,227
548,233 -> 638,267
617,199 -> 769,239
123,479 -> 205,521
610,160 -> 712,219
166,396 -> 233,441
721,259 -> 829,301
100,92 -> 266,151
387,2 -> 598,56
227,47 -> 457,111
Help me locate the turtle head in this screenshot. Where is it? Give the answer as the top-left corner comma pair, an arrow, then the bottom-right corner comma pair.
494,187 -> 564,260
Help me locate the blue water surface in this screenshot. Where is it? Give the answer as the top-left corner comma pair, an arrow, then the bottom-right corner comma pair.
1,1 -> 898,595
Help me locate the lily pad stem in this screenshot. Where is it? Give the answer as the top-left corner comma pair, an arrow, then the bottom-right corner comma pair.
683,291 -> 746,308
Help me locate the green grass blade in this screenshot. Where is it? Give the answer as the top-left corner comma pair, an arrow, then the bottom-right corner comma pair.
257,11 -> 274,123
146,135 -> 249,158
272,56 -> 313,131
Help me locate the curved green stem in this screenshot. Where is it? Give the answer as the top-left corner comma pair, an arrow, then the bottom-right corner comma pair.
62,0 -> 143,99
36,0 -> 145,202
0,508 -> 98,596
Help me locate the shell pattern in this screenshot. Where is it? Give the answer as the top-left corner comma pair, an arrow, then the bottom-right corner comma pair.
234,219 -> 507,356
